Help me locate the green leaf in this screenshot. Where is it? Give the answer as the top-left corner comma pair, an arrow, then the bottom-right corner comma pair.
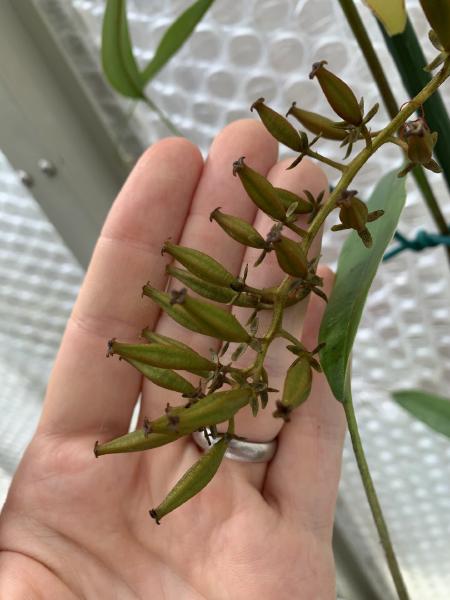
319,170 -> 406,402
392,389 -> 450,439
102,0 -> 143,98
140,0 -> 215,85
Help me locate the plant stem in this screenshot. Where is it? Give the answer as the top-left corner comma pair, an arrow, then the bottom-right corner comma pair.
250,276 -> 291,378
338,0 -> 450,265
300,51 -> 450,600
302,59 -> 450,252
386,136 -> 408,150
306,149 -> 348,172
286,222 -> 307,237
278,328 -> 303,346
143,95 -> 182,136
337,0 -> 398,117
344,399 -> 410,600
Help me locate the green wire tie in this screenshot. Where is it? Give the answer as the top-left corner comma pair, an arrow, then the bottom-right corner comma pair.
383,229 -> 450,261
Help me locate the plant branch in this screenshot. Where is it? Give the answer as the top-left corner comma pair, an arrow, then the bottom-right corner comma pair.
299,50 -> 450,600
306,149 -> 348,172
338,0 -> 450,265
286,222 -> 307,237
249,276 -> 291,379
301,59 -> 450,252
143,95 -> 181,136
344,399 -> 410,600
278,328 -> 303,346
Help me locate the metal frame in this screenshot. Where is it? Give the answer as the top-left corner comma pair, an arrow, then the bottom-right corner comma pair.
0,0 -> 144,267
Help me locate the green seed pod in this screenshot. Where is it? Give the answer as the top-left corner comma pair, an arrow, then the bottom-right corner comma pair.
149,435 -> 228,524
233,157 -> 286,221
124,357 -> 197,395
309,61 -> 363,126
141,328 -> 193,352
94,429 -> 180,456
287,103 -> 347,141
182,295 -> 251,342
109,339 -> 216,373
275,187 -> 313,215
419,0 -> 450,52
143,285 -> 251,343
210,207 -> 267,249
251,97 -> 305,152
273,236 -> 308,278
144,285 -> 208,336
139,330 -> 211,378
167,266 -> 263,307
162,241 -> 236,287
273,356 -> 312,422
149,387 -> 252,435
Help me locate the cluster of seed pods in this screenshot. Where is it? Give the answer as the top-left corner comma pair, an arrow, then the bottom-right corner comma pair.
94,53 -> 443,523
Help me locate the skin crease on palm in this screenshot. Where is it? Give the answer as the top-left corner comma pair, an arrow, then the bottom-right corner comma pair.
0,120 -> 346,600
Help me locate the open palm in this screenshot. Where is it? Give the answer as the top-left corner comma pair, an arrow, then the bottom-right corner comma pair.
0,120 -> 345,600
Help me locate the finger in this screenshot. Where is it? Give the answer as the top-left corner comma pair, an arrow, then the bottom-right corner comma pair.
264,267 -> 346,537
38,139 -> 203,436
224,157 -> 329,442
142,120 -> 279,419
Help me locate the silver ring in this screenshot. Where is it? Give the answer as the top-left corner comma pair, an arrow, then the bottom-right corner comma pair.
192,428 -> 277,463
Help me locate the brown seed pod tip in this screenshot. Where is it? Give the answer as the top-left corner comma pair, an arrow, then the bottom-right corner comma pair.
143,417 -> 151,437
286,154 -> 303,170
93,440 -> 99,458
313,342 -> 326,355
309,60 -> 327,80
170,288 -> 187,305
168,414 -> 180,431
337,189 -> 358,207
232,156 -> 246,176
250,97 -> 265,112
272,400 -> 292,422
359,228 -> 373,248
209,207 -> 221,222
106,338 -> 116,357
149,509 -> 161,525
285,101 -> 296,118
141,281 -> 151,298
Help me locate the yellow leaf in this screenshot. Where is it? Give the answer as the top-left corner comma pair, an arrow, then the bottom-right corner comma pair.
364,0 -> 407,35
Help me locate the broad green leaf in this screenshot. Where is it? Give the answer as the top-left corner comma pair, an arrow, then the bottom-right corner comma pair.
392,390 -> 450,439
364,0 -> 407,35
140,0 -> 215,85
102,0 -> 143,98
319,170 -> 406,403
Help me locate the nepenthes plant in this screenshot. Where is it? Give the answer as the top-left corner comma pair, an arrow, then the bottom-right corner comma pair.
97,2 -> 450,599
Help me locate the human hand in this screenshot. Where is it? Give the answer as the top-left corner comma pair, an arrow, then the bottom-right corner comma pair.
0,120 -> 345,600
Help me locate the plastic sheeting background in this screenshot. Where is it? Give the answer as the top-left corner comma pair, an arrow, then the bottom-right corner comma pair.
1,0 -> 450,598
